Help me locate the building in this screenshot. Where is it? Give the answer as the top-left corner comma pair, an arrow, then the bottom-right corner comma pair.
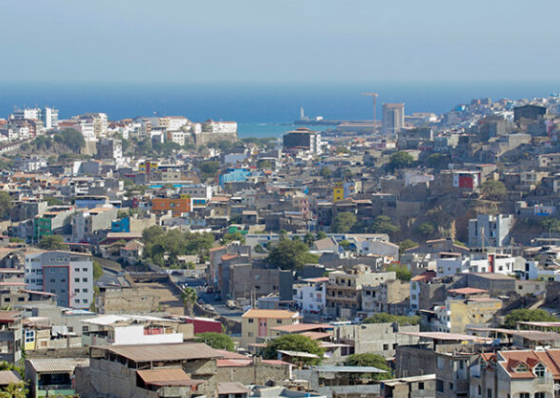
241,309 -> 299,348
293,277 -> 328,315
96,138 -> 123,162
23,250 -> 94,309
514,104 -> 547,122
32,206 -> 75,242
10,199 -> 48,223
71,206 -> 118,243
283,128 -> 322,155
326,265 -> 396,319
468,214 -> 514,248
151,197 -> 191,217
432,296 -> 502,333
470,349 -> 560,398
381,374 -> 436,398
383,103 -> 405,135
83,343 -> 222,398
0,311 -> 22,364
81,314 -> 189,347
25,358 -> 89,398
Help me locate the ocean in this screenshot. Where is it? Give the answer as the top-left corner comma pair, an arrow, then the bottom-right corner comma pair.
0,81 -> 559,138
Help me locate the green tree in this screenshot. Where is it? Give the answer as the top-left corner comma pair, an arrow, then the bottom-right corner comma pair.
426,153 -> 449,170
541,218 -> 560,233
319,167 -> 332,179
303,232 -> 315,248
195,332 -> 235,351
55,128 -> 85,153
263,334 -> 324,365
417,222 -> 436,237
331,212 -> 357,233
503,309 -> 559,329
44,196 -> 63,206
388,151 -> 414,171
398,239 -> 418,254
142,225 -> 165,242
316,231 -> 327,240
371,216 -> 400,235
364,313 -> 420,326
267,239 -> 319,270
480,180 -> 508,201
181,287 -> 198,317
0,192 -> 13,221
344,353 -> 392,380
257,160 -> 272,170
93,260 -> 103,281
222,231 -> 246,244
339,240 -> 352,250
254,244 -> 265,253
199,161 -> 220,179
38,235 -> 68,250
386,264 -> 412,282
0,382 -> 26,398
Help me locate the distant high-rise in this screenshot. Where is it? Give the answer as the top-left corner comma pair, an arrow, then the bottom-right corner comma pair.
382,103 -> 405,135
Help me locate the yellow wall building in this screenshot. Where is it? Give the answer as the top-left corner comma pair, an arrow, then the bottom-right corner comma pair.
241,309 -> 299,349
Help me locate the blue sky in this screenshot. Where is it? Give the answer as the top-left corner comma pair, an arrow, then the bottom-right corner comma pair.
1,0 -> 558,83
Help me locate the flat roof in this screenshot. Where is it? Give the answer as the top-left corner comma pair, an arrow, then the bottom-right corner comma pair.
137,368 -> 201,387
101,343 -> 223,363
242,309 -> 298,319
270,323 -> 331,333
218,382 -> 251,395
398,331 -> 489,342
312,365 -> 388,373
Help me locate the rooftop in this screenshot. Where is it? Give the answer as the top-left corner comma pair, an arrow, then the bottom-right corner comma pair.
100,343 -> 223,363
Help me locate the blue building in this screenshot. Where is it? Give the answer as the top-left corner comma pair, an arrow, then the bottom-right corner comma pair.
218,168 -> 251,188
111,217 -> 130,233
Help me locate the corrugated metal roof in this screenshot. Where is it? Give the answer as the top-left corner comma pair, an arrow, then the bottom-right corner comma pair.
104,343 -> 223,363
137,368 -> 192,386
28,358 -> 89,373
0,370 -> 21,385
312,365 -> 387,373
218,382 -> 250,395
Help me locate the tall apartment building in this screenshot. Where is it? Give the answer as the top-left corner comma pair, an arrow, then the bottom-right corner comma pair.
11,107 -> 58,130
283,128 -> 322,155
468,214 -> 514,248
382,103 -> 405,135
95,138 -> 122,162
23,250 -> 94,309
326,265 -> 396,319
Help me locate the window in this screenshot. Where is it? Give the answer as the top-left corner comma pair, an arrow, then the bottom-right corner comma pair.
478,386 -> 482,396
75,278 -> 80,283
248,319 -> 254,324
75,299 -> 80,303
83,289 -> 88,293
277,320 -> 282,324
449,383 -> 454,391
487,389 -> 492,398
418,382 -> 424,390
535,363 -> 546,378
248,332 -> 253,337
82,268 -> 88,272
534,393 -> 545,398
383,344 -> 389,350
519,393 -> 530,398
83,278 -> 88,282
75,289 -> 80,293
436,380 -> 444,393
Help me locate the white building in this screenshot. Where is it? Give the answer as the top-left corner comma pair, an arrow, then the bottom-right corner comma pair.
24,250 -> 94,309
293,277 -> 328,315
81,314 -> 185,347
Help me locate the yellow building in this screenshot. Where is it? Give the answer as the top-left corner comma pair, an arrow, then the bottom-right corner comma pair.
333,183 -> 344,202
241,309 -> 299,349
434,297 -> 502,334
139,161 -> 158,173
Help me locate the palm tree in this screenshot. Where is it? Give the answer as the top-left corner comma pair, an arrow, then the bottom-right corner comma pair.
181,287 -> 197,317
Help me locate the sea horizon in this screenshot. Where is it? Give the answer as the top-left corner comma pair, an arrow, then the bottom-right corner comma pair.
1,81 -> 560,138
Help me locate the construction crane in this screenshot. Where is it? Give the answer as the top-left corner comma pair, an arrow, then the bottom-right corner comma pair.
362,93 -> 378,134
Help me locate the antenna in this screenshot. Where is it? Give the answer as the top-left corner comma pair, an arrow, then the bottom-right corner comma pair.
362,93 -> 378,134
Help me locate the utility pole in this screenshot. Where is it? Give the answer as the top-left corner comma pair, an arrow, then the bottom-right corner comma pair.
362,93 -> 378,134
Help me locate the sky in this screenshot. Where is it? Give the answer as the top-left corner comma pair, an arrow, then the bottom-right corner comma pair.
1,0 -> 559,84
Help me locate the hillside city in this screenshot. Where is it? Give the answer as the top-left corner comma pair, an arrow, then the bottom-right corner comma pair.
2,95 -> 560,397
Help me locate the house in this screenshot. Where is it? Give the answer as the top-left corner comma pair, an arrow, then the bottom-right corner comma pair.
0,311 -> 22,364
25,357 -> 89,398
241,309 -> 300,348
82,343 -> 223,398
381,374 -> 436,398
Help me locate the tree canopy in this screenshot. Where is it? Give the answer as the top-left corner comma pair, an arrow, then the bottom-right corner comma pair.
0,192 -> 13,221
266,237 -> 319,270
398,239 -> 418,254
263,334 -> 324,365
503,309 -> 559,329
388,151 -> 414,171
386,264 -> 412,282
38,235 -> 68,250
331,212 -> 357,233
371,216 -> 400,235
198,161 -> 220,179
363,313 -> 420,326
480,180 -> 507,201
54,128 -> 85,153
195,332 -> 234,351
319,167 -> 332,179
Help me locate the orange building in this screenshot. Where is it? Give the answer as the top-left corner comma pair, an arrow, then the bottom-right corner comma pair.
151,197 -> 191,217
